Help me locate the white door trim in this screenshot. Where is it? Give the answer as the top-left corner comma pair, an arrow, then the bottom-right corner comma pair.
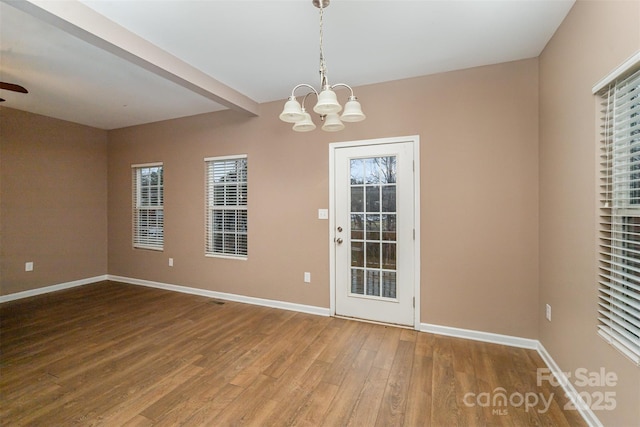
329,135 -> 421,329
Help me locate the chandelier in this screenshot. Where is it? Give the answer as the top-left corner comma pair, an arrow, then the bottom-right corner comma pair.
279,0 -> 365,132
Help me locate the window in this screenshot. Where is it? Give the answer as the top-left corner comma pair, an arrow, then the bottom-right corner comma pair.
132,163 -> 164,250
205,155 -> 247,258
596,59 -> 640,364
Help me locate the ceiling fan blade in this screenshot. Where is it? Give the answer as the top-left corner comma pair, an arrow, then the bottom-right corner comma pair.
0,82 -> 28,93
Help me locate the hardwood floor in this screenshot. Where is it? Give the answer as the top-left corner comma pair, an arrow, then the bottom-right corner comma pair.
0,281 -> 586,426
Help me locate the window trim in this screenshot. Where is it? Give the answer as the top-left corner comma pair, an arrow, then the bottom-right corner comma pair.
132,162 -> 164,251
204,154 -> 248,260
595,52 -> 640,365
593,52 -> 640,94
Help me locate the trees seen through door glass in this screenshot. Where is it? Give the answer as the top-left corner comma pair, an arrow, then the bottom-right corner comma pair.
349,156 -> 398,299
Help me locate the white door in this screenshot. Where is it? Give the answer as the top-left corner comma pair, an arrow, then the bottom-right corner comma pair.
333,140 -> 416,326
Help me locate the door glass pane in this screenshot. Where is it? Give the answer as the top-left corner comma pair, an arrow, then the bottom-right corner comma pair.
351,187 -> 364,212
381,186 -> 396,212
365,158 -> 380,184
366,186 -> 380,212
351,269 -> 364,294
366,270 -> 380,296
351,242 -> 364,267
379,157 -> 397,184
382,214 -> 396,241
382,272 -> 396,298
366,242 -> 380,268
350,159 -> 364,184
349,156 -> 398,300
366,214 -> 380,241
351,214 -> 364,240
382,243 -> 396,270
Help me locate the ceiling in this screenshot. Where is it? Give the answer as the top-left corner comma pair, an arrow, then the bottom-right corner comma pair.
0,0 -> 575,130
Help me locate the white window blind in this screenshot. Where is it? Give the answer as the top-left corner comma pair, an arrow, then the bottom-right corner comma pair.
205,156 -> 247,258
598,64 -> 640,365
132,163 -> 164,250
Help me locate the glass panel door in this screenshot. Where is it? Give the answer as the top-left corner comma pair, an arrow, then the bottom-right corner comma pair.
333,139 -> 416,327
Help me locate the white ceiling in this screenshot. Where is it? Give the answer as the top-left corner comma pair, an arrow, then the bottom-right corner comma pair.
0,0 -> 575,130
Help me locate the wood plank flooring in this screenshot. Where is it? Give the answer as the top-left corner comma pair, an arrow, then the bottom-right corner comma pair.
0,281 -> 587,426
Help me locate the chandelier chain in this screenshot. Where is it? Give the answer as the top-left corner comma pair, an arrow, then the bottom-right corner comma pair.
319,2 -> 327,87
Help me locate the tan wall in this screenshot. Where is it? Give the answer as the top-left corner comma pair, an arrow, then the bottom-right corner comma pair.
0,107 -> 108,295
108,58 -> 540,339
539,1 -> 640,425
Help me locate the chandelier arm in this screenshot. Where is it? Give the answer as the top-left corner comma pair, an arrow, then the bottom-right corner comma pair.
329,83 -> 355,97
291,83 -> 319,98
301,91 -> 319,109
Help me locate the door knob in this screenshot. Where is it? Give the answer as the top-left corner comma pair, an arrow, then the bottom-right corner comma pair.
337,226 -> 343,232
336,238 -> 343,244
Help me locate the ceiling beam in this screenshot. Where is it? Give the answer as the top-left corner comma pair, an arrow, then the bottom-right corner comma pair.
4,0 -> 260,116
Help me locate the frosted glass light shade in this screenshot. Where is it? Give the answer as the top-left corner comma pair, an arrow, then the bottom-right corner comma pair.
279,97 -> 305,123
340,96 -> 366,122
322,113 -> 345,132
314,89 -> 341,115
293,111 -> 316,132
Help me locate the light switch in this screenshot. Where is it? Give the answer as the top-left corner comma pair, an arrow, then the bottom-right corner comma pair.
318,209 -> 328,220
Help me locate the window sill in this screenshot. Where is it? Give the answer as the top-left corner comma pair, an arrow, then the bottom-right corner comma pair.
134,245 -> 163,252
205,253 -> 248,261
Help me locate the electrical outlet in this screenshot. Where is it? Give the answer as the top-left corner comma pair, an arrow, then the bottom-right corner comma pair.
25,262 -> 33,272
318,209 -> 328,220
168,258 -> 174,267
304,272 -> 311,283
545,304 -> 551,321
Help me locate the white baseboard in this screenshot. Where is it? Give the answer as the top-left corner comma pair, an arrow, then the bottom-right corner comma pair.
0,275 -> 108,303
108,275 -> 331,317
420,322 -> 539,349
536,342 -> 603,427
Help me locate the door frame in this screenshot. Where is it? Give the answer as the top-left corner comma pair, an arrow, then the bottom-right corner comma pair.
329,135 -> 421,329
